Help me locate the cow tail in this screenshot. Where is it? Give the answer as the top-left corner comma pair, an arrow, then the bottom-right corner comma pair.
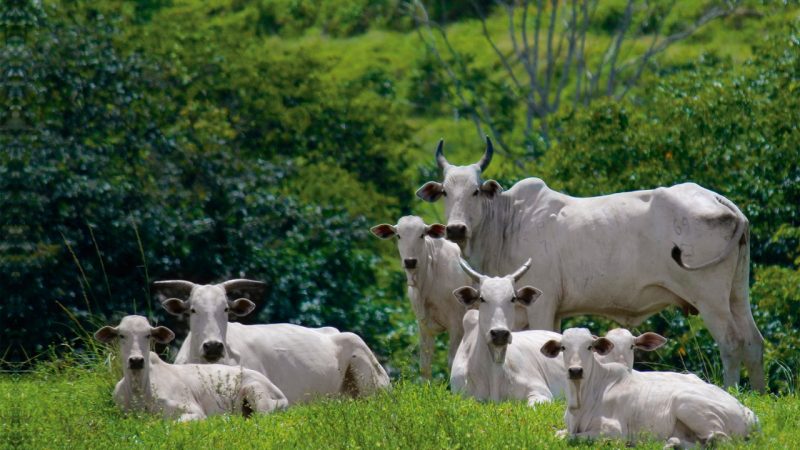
671,196 -> 747,271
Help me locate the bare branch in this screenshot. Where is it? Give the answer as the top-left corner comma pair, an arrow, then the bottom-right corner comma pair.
605,0 -> 634,96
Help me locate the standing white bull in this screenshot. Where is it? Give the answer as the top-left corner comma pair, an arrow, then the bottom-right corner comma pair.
153,279 -> 390,404
416,138 -> 764,391
540,328 -> 758,447
95,315 -> 287,421
450,259 -> 565,405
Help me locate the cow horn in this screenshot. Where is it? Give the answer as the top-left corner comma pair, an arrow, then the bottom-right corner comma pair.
435,139 -> 450,170
219,279 -> 267,298
151,280 -> 196,300
477,136 -> 493,171
508,258 -> 532,282
459,258 -> 485,283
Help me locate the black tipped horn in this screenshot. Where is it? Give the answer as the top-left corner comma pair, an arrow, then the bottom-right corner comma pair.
477,136 -> 494,171
459,258 -> 485,283
435,139 -> 449,170
508,258 -> 532,282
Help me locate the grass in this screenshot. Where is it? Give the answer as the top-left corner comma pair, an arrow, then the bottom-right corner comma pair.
4,363 -> 800,449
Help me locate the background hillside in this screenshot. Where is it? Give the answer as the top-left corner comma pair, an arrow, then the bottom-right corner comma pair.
2,0 -> 799,392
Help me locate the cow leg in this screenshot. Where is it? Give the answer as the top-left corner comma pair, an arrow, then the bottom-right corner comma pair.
418,323 -> 435,380
333,332 -> 390,397
696,300 -> 744,388
446,329 -> 463,372
241,380 -> 288,414
674,395 -> 727,445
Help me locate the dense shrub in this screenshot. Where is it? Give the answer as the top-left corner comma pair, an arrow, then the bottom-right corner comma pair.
0,1 -> 410,365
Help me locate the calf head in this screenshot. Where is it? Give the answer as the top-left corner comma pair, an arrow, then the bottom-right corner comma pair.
452,258 -> 542,364
95,315 -> 174,374
541,328 -> 614,409
597,328 -> 667,369
370,216 -> 446,286
154,279 -> 265,363
415,138 -> 503,254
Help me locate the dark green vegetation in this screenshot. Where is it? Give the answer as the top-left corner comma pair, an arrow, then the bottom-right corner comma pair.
4,365 -> 800,449
1,0 -> 799,398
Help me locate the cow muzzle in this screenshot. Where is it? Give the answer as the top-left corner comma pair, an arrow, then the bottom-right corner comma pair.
568,367 -> 584,380
489,328 -> 511,346
403,258 -> 417,270
202,340 -> 224,362
445,223 -> 468,242
128,356 -> 145,370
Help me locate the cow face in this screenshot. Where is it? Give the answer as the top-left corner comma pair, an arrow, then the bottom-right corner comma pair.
453,259 -> 541,364
155,279 -> 264,363
416,138 -> 502,252
370,216 -> 446,286
95,315 -> 174,372
541,328 -> 613,397
598,328 -> 667,368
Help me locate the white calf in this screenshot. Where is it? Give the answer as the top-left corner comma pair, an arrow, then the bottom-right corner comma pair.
450,259 -> 564,405
95,316 -> 287,421
541,328 -> 758,447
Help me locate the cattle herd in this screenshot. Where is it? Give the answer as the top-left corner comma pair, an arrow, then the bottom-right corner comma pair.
95,139 -> 763,447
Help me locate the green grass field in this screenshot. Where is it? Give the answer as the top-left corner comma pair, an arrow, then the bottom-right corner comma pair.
4,365 -> 800,449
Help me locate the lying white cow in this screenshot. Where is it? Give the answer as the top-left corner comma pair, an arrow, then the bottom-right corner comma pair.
417,138 -> 764,391
371,216 -> 528,378
541,328 -> 758,447
450,259 -> 565,405
153,279 -> 390,404
597,328 -> 668,369
95,315 -> 287,421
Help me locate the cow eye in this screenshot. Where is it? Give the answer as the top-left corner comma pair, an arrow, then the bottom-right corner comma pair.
420,234 -> 425,239
587,345 -> 593,350
479,297 -> 486,303
442,190 -> 447,197
396,236 -> 401,240
472,189 -> 479,196
190,308 -> 196,314
224,307 -> 229,312
510,296 -> 516,303
560,346 -> 565,351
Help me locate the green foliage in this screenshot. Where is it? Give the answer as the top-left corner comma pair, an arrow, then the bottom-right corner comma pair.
0,1 -> 412,365
6,367 -> 795,448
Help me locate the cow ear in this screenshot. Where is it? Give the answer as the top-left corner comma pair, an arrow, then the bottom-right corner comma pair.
416,181 -> 444,202
634,332 -> 667,351
94,326 -> 118,343
480,179 -> 503,197
540,339 -> 562,358
515,286 -> 542,306
592,337 -> 615,356
229,298 -> 256,317
370,224 -> 397,239
150,326 -> 175,344
425,223 -> 446,239
162,298 -> 189,317
452,286 -> 480,307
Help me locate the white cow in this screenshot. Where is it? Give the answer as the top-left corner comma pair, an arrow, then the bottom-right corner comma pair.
450,259 -> 565,405
153,279 -> 390,404
541,328 -> 758,448
417,138 -> 764,391
95,315 -> 287,421
597,328 -> 668,369
371,216 -> 528,378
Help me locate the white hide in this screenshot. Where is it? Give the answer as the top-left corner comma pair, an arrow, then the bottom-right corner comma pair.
154,280 -> 390,404
542,328 -> 758,447
450,263 -> 564,405
371,216 -> 528,379
95,316 -> 287,421
417,139 -> 764,391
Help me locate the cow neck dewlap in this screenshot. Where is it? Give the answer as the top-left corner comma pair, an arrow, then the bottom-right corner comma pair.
569,361 -> 617,432
470,194 -> 516,273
